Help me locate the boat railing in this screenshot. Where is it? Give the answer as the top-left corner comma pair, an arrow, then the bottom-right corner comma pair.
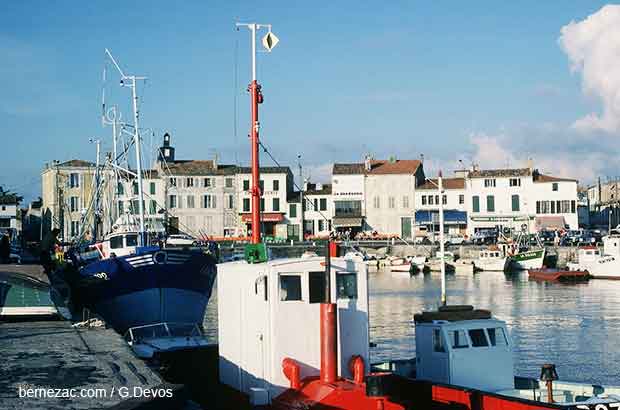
124,322 -> 204,343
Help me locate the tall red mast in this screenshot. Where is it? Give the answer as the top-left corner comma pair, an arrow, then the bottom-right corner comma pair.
237,22 -> 278,245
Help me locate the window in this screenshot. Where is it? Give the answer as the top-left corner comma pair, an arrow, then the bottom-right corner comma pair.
273,180 -> 279,191
309,271 -> 326,303
273,198 -> 280,212
429,195 -> 434,205
169,177 -> 177,187
484,179 -> 496,188
150,182 -> 156,195
187,195 -> 195,208
509,178 -> 521,187
118,201 -> 124,215
559,200 -> 571,213
486,195 -> 495,212
110,235 -> 123,249
320,198 -> 327,211
203,195 -> 216,209
318,220 -> 325,232
226,178 -> 234,188
468,329 -> 489,347
243,179 -> 250,191
334,200 -> 362,217
537,201 -> 550,214
373,196 -> 380,209
227,194 -> 234,209
187,178 -> 194,187
70,221 -> 80,237
260,198 -> 265,211
442,195 -> 447,205
337,273 -> 357,299
243,198 -> 250,212
422,195 -> 427,205
169,195 -> 177,208
472,196 -> 480,213
433,329 -> 445,352
313,198 -> 318,210
552,183 -> 558,192
388,196 -> 395,209
550,201 -> 556,214
449,330 -> 469,348
459,194 -> 464,205
435,195 -> 439,204
133,182 -> 139,195
149,200 -> 157,214
289,203 -> 297,218
279,275 -> 302,301
259,180 -> 264,193
69,173 -> 80,188
511,194 -> 519,212
487,327 -> 508,347
70,196 -> 79,212
571,200 -> 576,213
403,196 -> 409,208
117,182 -> 124,195
125,234 -> 138,247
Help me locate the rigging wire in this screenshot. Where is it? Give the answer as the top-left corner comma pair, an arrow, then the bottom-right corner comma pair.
233,29 -> 240,166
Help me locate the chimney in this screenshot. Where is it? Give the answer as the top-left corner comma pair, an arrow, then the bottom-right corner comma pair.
214,153 -> 219,170
316,183 -> 323,191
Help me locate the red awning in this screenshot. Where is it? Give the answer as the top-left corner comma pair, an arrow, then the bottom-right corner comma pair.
241,213 -> 284,223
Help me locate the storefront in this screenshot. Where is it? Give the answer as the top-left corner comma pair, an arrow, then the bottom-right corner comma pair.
240,212 -> 284,238
414,210 -> 467,235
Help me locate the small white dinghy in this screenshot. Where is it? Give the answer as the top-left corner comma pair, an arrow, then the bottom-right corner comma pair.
125,322 -> 210,359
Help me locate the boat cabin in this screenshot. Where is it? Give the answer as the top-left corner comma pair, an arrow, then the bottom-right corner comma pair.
577,246 -> 602,263
414,306 -> 514,391
479,250 -> 503,260
603,235 -> 620,257
100,232 -> 140,258
217,255 -> 369,404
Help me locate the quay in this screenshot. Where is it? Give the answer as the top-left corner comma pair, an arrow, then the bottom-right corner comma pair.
0,264 -> 189,410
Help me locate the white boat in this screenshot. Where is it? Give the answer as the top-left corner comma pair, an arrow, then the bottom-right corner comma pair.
474,249 -> 510,272
125,322 -> 210,359
567,232 -> 620,279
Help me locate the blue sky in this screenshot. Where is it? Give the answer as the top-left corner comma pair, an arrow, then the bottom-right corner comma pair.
1,1 -> 618,202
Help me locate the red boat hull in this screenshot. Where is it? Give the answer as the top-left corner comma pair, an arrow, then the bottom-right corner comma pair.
528,268 -> 590,282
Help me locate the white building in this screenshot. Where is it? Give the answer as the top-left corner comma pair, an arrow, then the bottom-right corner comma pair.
465,168 -> 578,235
331,158 -> 425,237
302,183 -> 332,238
0,193 -> 21,239
415,175 -> 467,235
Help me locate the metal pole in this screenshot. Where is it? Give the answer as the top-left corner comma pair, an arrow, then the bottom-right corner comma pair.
131,77 -> 147,245
299,157 -> 304,242
439,172 -> 446,306
94,140 -> 101,241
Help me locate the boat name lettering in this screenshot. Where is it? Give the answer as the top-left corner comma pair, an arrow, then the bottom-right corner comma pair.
576,403 -> 620,410
94,272 -> 108,280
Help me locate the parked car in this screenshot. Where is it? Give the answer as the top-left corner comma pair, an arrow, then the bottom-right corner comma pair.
444,234 -> 466,245
538,230 -> 558,245
165,234 -> 198,247
560,230 -> 584,246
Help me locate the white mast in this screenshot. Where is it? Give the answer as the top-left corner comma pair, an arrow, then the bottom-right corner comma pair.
105,48 -> 148,245
438,171 -> 446,306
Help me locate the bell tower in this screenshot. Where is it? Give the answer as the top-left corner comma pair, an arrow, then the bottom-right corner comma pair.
158,132 -> 175,162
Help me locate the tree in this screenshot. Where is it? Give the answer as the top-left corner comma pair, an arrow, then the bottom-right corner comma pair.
0,186 -> 23,205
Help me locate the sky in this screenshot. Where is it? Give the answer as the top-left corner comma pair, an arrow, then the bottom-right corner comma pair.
1,1 -> 620,203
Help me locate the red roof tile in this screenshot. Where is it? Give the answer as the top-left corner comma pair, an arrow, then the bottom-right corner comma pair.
418,177 -> 465,190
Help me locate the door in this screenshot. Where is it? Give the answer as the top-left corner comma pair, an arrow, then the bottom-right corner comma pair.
401,217 -> 412,239
241,274 -> 270,395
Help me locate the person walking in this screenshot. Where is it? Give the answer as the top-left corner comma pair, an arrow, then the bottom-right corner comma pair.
40,228 -> 61,274
0,233 -> 10,264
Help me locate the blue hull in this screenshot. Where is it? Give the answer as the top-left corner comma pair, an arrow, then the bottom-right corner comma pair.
74,248 -> 216,333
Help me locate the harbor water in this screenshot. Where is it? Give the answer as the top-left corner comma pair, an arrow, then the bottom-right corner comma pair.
203,267 -> 620,385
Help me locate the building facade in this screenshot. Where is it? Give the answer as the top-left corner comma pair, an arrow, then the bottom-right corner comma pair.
414,176 -> 467,236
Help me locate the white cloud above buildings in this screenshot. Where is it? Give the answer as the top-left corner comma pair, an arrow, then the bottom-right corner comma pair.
559,4 -> 620,134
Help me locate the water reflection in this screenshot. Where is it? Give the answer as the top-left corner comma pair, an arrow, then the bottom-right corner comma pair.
204,267 -> 620,384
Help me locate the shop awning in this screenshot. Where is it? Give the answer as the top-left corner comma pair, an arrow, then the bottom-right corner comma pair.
333,217 -> 363,228
240,213 -> 284,223
535,216 -> 566,230
414,210 -> 467,225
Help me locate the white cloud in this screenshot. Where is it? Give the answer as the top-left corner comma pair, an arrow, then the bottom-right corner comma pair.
559,5 -> 620,133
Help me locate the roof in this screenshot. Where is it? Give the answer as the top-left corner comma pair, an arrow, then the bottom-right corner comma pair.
333,159 -> 422,175
166,161 -> 237,176
533,173 -> 577,183
305,183 -> 332,195
414,305 -> 492,323
468,168 -> 531,178
417,177 -> 465,190
237,166 -> 292,175
58,159 -> 96,168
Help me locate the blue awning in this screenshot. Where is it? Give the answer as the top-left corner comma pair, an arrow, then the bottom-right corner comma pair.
414,210 -> 467,225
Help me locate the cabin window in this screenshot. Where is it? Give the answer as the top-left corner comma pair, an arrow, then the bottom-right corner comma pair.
468,329 -> 489,347
110,236 -> 124,249
337,273 -> 357,299
309,271 -> 326,303
449,330 -> 469,349
433,329 -> 445,352
487,327 -> 508,347
125,234 -> 138,247
279,275 -> 302,301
